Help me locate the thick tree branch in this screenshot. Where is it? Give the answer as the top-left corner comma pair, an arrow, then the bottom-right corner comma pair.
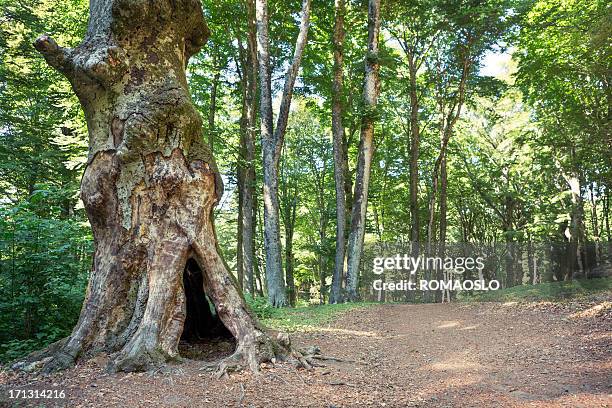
33,35 -> 74,75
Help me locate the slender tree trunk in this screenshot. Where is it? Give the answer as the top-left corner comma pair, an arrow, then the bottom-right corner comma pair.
240,0 -> 258,296
563,172 -> 584,280
284,196 -> 297,307
504,193 -> 515,287
318,213 -> 329,304
408,59 -> 420,243
208,48 -> 220,153
27,0 -> 299,374
516,244 -> 525,284
590,183 -> 600,265
439,155 -> 449,302
343,127 -> 353,277
330,0 -> 346,304
407,79 -> 423,300
254,188 -> 265,297
344,127 -> 354,226
256,0 -> 311,307
428,106 -> 445,301
427,59 -> 470,248
439,155 -> 448,244
236,47 -> 248,291
255,0 -> 283,305
604,186 -> 611,241
345,0 -> 381,301
237,160 -> 245,290
527,239 -> 534,284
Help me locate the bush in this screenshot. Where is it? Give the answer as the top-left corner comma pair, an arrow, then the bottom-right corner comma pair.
244,295 -> 275,320
0,197 -> 92,364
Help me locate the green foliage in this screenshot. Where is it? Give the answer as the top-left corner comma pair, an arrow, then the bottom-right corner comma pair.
0,193 -> 92,363
245,294 -> 275,320
257,301 -> 374,332
515,0 -> 611,189
0,0 -> 91,363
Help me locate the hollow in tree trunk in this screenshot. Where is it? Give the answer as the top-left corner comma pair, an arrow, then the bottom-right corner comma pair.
20,0 -> 305,375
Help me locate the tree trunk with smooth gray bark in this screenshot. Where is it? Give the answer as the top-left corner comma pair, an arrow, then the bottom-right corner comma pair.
330,0 -> 347,304
345,0 -> 381,301
256,0 -> 311,307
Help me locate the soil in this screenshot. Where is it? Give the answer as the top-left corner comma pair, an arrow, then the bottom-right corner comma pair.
1,298 -> 611,407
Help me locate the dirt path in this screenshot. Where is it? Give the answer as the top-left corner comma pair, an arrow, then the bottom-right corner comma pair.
2,301 -> 611,407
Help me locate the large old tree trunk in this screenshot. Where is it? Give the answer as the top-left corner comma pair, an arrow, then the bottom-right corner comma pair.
24,0 -> 299,374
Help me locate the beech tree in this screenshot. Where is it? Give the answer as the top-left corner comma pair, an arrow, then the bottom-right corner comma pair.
385,0 -> 442,244
19,0 -> 307,374
256,0 -> 311,307
345,0 -> 381,301
329,0 -> 347,304
236,0 -> 258,295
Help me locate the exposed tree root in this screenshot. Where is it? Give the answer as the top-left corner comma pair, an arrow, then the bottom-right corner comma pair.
198,333 -> 346,379
12,329 -> 345,381
11,338 -> 75,374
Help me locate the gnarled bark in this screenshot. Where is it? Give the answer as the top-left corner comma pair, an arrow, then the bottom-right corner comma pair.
19,0 -> 302,375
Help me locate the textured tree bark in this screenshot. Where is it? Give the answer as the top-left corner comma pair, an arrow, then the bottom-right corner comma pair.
256,0 -> 284,306
345,0 -> 381,301
256,0 -> 311,307
24,0 -> 302,375
254,192 -> 266,297
330,0 -> 346,305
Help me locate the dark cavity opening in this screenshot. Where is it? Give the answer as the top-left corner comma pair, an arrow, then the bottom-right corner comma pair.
179,258 -> 235,361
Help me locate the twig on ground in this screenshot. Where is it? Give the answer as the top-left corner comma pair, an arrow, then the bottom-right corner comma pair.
328,380 -> 357,387
268,371 -> 290,385
312,355 -> 355,363
294,368 -> 308,385
238,383 -> 246,407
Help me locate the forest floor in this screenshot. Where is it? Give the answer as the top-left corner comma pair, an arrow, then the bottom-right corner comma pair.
1,292 -> 611,407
